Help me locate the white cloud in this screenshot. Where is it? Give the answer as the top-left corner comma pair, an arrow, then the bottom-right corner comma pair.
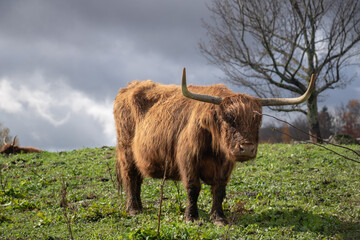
0,71 -> 114,140
0,79 -> 24,113
63,90 -> 115,138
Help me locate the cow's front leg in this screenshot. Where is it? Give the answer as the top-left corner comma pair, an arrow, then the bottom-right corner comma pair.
210,184 -> 228,226
184,180 -> 201,222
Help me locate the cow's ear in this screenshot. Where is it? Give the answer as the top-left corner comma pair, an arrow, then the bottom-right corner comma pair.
199,107 -> 221,152
200,107 -> 217,129
200,107 -> 221,138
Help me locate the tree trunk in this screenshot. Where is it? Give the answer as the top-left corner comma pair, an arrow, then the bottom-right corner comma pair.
307,94 -> 322,143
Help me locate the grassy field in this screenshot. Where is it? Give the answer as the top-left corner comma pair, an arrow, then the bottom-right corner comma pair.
0,144 -> 359,239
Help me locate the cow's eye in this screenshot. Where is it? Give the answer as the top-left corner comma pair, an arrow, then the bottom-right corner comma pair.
224,113 -> 235,122
229,120 -> 237,128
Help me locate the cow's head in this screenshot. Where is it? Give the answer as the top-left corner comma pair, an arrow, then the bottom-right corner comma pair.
1,136 -> 19,154
181,68 -> 315,161
215,95 -> 262,161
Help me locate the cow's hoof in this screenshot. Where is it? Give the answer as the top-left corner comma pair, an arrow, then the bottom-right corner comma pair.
210,213 -> 228,226
185,217 -> 203,226
127,208 -> 142,216
185,217 -> 199,223
185,214 -> 199,223
185,209 -> 199,223
212,218 -> 228,226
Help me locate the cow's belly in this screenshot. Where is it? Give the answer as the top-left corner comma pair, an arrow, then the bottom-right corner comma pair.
132,114 -> 182,180
199,155 -> 235,186
132,146 -> 181,181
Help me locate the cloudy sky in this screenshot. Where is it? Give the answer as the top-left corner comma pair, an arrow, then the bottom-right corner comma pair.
0,0 -> 359,151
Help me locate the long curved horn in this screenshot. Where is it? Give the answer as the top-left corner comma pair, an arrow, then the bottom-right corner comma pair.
259,74 -> 316,106
181,68 -> 223,105
2,137 -> 6,145
12,136 -> 17,146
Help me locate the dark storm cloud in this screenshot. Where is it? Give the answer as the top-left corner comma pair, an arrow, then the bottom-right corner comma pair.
0,0 -> 217,99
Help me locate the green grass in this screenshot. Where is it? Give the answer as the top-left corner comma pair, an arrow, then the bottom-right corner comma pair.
1,144 -> 359,239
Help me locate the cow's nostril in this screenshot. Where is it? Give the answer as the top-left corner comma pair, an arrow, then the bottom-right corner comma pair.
238,145 -> 244,152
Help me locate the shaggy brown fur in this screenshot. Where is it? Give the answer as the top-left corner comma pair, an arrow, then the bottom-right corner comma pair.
1,137 -> 43,155
113,80 -> 262,225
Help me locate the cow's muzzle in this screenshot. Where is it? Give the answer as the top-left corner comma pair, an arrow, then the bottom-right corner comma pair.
232,143 -> 257,160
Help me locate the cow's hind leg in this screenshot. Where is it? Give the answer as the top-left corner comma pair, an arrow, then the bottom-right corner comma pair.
117,147 -> 143,215
125,166 -> 143,215
210,184 -> 228,226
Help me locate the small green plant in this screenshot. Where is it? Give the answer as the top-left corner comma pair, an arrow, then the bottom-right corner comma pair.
60,177 -> 74,240
128,227 -> 158,240
0,164 -> 8,193
34,211 -> 53,227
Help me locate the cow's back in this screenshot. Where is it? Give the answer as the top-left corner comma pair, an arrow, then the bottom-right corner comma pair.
114,80 -> 178,146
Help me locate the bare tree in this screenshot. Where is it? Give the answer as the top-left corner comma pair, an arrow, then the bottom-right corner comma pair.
200,0 -> 360,142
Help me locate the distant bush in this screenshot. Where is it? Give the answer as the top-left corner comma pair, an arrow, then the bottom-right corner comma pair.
328,134 -> 359,145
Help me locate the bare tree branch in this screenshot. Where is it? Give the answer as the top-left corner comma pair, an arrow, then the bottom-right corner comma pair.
201,0 -> 360,142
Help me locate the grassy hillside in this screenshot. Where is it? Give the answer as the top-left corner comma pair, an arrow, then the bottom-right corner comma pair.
1,144 -> 359,239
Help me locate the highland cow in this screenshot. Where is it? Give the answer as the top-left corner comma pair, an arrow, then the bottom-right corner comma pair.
1,136 -> 43,155
113,68 -> 315,225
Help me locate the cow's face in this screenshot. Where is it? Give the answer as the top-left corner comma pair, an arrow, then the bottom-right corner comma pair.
217,96 -> 262,162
